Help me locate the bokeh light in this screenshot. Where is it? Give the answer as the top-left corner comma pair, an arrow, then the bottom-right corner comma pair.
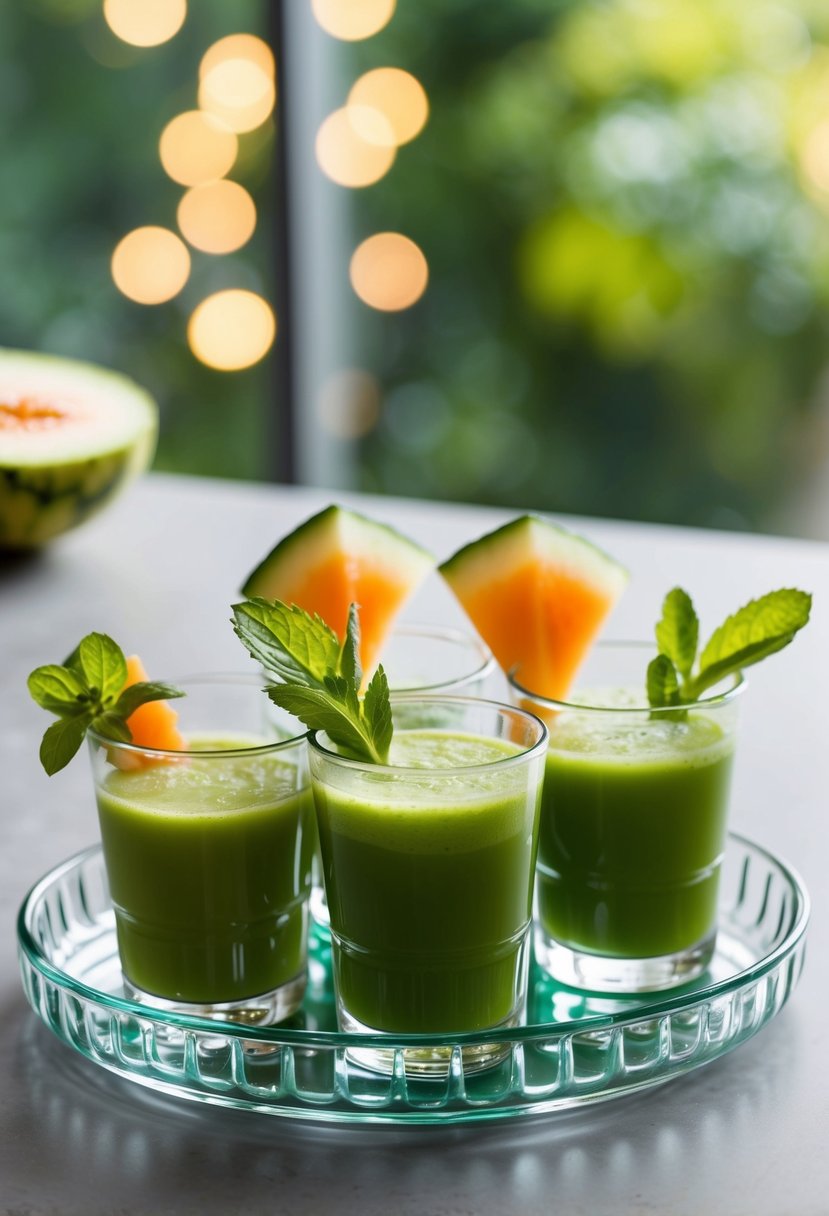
348,68 -> 428,146
159,111 -> 237,187
103,0 -> 186,47
111,227 -> 190,305
350,232 -> 428,310
316,107 -> 395,187
199,58 -> 275,134
316,369 -> 382,438
311,0 -> 395,42
188,290 -> 276,370
199,33 -> 275,82
177,180 -> 256,254
802,119 -> 829,195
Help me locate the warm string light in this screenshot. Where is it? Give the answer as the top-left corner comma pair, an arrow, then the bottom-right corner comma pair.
103,0 -> 186,47
111,227 -> 190,304
199,59 -> 275,135
200,34 -> 275,81
187,290 -> 276,370
108,24 -> 277,372
311,0 -> 396,42
316,369 -> 382,438
159,111 -> 238,188
350,233 -> 428,311
309,0 -> 430,314
316,107 -> 396,187
348,68 -> 428,147
177,181 -> 257,254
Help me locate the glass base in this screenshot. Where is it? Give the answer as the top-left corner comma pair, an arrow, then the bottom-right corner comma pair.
122,971 -> 307,1028
338,1005 -> 518,1078
534,924 -> 716,994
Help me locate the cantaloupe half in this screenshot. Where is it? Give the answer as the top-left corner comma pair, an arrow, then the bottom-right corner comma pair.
241,505 -> 434,674
123,656 -> 186,752
0,350 -> 157,548
439,516 -> 628,701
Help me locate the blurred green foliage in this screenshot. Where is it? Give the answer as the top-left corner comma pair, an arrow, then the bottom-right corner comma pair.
4,1 -> 829,533
352,0 -> 829,531
0,0 -> 274,480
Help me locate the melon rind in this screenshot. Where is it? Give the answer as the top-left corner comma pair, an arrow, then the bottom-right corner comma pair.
0,350 -> 157,548
242,504 -> 435,670
439,515 -> 628,698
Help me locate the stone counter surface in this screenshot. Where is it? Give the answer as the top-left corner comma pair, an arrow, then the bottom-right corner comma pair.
1,473 -> 826,1216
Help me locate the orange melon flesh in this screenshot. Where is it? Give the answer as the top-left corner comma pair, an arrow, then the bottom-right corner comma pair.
123,655 -> 187,752
241,505 -> 434,674
439,516 -> 628,701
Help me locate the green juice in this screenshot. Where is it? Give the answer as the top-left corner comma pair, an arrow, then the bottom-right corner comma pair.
538,708 -> 735,959
95,736 -> 314,1003
311,731 -> 542,1035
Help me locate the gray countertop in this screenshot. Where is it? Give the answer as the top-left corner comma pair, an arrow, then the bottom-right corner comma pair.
1,472 -> 827,1216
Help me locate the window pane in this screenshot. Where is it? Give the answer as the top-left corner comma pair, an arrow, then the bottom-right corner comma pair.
0,0 -> 275,481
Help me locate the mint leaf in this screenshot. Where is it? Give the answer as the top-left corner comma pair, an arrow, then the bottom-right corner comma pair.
63,644 -> 83,675
78,633 -> 127,704
28,634 -> 186,775
647,654 -> 681,709
689,589 -> 812,698
363,664 -> 393,760
232,598 -> 393,764
340,603 -> 362,691
231,599 -> 341,686
655,588 -> 698,683
113,682 -> 185,719
28,665 -> 90,717
646,586 -> 812,709
39,714 -> 91,775
90,712 -> 133,744
267,683 -> 386,763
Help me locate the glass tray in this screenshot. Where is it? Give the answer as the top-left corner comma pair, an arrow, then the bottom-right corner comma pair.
17,832 -> 809,1125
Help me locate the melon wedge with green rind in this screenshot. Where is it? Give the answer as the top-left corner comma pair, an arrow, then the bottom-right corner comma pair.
241,505 -> 434,674
0,350 -> 157,548
439,515 -> 628,700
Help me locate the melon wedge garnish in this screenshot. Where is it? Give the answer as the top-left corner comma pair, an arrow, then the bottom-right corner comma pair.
241,505 -> 434,675
115,655 -> 186,766
439,515 -> 628,701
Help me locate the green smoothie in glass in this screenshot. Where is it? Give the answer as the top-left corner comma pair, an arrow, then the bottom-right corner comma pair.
86,674 -> 313,1024
307,698 -> 547,1073
94,736 -> 313,1005
538,701 -> 735,957
510,642 -> 743,993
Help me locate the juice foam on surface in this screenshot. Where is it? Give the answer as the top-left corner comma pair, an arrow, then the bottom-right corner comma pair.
388,730 -> 520,770
549,686 -> 732,765
102,733 -> 301,815
314,730 -> 535,851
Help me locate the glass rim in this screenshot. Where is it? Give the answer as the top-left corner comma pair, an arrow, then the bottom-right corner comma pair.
507,640 -> 746,713
87,670 -> 309,759
308,693 -> 548,774
386,623 -> 496,691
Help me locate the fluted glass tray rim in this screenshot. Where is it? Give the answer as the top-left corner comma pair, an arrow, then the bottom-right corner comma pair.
17,831 -> 810,1123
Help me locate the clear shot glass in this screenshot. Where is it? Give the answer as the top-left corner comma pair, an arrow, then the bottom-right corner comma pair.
308,695 -> 546,1075
309,625 -> 496,933
87,674 -> 313,1026
509,642 -> 744,993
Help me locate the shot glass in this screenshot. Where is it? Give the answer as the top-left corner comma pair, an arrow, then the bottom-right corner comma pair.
309,625 -> 496,932
87,674 -> 314,1026
509,642 -> 744,993
308,695 -> 547,1075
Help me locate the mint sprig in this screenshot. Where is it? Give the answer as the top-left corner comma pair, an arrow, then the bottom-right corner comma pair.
28,633 -> 184,775
232,599 -> 393,764
647,588 -> 811,710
